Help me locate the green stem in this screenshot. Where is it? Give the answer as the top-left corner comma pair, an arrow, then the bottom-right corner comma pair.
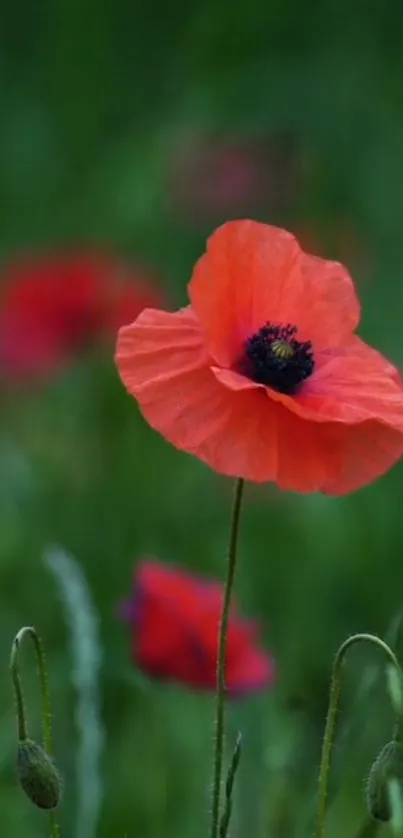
10,635 -> 27,741
11,627 -> 54,754
315,633 -> 403,838
209,478 -> 245,838
10,626 -> 59,838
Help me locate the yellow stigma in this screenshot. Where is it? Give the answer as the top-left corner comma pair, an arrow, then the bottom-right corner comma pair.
271,339 -> 295,360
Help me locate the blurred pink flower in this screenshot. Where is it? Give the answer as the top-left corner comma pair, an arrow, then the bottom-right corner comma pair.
169,134 -> 297,221
0,251 -> 165,381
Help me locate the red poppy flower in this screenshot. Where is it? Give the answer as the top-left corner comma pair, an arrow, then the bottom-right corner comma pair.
116,220 -> 403,494
0,251 -> 164,381
119,560 -> 274,695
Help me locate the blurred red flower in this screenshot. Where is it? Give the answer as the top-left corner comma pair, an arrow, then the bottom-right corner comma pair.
0,252 -> 164,381
116,219 -> 403,494
119,560 -> 274,695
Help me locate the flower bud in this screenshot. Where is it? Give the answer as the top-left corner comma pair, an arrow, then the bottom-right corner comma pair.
17,738 -> 61,810
366,740 -> 403,822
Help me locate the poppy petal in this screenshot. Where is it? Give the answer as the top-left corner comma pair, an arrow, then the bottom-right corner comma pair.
116,304 -> 210,388
189,220 -> 300,366
323,420 -> 403,495
255,337 -> 403,430
303,339 -> 403,428
270,412 -> 403,495
117,310 -> 284,480
211,366 -> 264,392
285,249 -> 360,349
117,311 -> 349,489
228,649 -> 275,695
189,220 -> 360,366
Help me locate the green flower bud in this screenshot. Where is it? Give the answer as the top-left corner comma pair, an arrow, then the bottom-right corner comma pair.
366,740 -> 403,822
17,738 -> 61,810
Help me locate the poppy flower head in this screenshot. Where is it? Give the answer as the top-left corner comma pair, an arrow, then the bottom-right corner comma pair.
241,322 -> 315,394
119,559 -> 275,696
116,220 -> 403,494
0,251 -> 164,382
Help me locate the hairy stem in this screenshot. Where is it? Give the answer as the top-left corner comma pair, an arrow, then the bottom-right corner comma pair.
315,633 -> 402,838
10,626 -> 59,838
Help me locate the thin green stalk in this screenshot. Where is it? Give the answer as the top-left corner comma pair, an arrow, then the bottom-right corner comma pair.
209,478 -> 245,838
10,626 -> 59,838
11,627 -> 54,755
10,637 -> 27,741
315,633 -> 402,838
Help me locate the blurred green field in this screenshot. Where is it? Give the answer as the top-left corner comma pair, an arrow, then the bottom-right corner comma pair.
2,1 -> 403,836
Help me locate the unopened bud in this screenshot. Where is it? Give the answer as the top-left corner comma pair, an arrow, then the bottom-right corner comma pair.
17,738 -> 61,810
366,740 -> 403,822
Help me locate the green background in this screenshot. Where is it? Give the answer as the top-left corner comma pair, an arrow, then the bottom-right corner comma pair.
1,2 -> 403,836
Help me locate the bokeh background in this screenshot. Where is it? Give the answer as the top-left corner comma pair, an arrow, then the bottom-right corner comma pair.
1,2 -> 403,836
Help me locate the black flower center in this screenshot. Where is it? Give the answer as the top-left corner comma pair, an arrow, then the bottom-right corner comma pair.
242,322 -> 314,394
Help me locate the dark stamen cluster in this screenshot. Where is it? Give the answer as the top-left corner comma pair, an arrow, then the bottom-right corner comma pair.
242,322 -> 314,394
